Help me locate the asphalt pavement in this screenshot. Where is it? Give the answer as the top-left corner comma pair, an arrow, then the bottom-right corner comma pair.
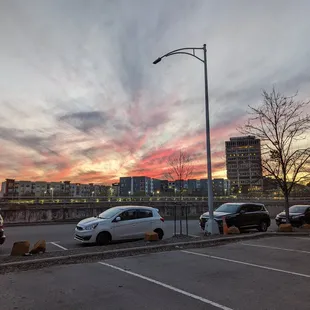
0,220 -> 278,256
1,236 -> 310,310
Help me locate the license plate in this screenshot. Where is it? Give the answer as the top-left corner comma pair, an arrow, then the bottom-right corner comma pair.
281,219 -> 286,223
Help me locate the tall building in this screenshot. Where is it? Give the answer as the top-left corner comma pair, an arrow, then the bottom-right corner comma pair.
225,136 -> 262,193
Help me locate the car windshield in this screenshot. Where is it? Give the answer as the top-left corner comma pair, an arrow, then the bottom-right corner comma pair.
98,208 -> 121,219
289,206 -> 308,213
215,203 -> 240,213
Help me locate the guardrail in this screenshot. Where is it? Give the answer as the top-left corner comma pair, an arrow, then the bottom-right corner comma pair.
0,196 -> 309,205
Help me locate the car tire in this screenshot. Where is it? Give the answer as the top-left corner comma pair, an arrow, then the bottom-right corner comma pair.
96,232 -> 111,246
298,219 -> 306,227
154,228 -> 164,240
258,221 -> 268,232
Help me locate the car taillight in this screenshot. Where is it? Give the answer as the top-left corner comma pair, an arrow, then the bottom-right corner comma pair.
160,217 -> 164,222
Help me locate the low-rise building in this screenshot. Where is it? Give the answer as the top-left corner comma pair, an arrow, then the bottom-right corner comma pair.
0,179 -> 111,198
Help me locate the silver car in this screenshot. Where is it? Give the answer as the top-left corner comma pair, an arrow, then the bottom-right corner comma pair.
74,206 -> 165,245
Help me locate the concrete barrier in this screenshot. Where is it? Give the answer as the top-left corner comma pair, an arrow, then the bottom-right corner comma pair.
0,200 -> 288,225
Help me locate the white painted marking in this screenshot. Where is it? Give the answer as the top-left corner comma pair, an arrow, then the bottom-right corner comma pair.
241,242 -> 310,254
188,234 -> 200,238
293,237 -> 310,241
50,242 -> 68,251
98,262 -> 232,310
181,250 -> 310,278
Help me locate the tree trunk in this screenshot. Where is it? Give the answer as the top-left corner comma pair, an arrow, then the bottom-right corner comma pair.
284,193 -> 290,223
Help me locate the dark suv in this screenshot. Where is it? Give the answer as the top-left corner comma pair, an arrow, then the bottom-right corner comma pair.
199,202 -> 271,233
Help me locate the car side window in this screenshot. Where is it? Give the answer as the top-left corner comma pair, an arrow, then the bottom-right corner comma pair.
251,205 -> 262,212
119,210 -> 138,221
138,210 -> 153,218
239,205 -> 249,213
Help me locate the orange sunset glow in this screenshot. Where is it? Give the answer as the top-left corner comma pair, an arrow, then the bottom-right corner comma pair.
1,1 -> 310,185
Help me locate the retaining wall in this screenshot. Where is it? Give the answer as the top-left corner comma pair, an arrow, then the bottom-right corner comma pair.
0,200 -> 295,224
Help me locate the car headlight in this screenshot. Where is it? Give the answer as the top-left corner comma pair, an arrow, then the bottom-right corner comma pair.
85,223 -> 98,230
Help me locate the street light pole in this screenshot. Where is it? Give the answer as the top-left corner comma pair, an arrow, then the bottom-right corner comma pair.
202,44 -> 218,234
153,44 -> 219,234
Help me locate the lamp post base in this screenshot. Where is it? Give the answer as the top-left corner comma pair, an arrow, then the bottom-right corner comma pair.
205,219 -> 220,235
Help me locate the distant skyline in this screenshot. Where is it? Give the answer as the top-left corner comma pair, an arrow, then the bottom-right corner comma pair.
1,0 -> 310,184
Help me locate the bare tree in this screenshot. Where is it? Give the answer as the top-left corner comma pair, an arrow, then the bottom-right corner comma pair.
241,88 -> 310,222
165,150 -> 194,235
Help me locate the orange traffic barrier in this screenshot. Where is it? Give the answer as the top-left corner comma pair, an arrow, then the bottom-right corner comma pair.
222,217 -> 229,235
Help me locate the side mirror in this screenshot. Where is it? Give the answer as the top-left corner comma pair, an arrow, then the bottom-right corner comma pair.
115,216 -> 121,222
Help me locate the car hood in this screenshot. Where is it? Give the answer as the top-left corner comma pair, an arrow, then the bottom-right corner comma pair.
78,217 -> 107,227
201,211 -> 235,219
277,212 -> 303,217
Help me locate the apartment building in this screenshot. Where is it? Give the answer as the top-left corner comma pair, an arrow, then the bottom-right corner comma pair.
225,135 -> 263,193
0,179 -> 111,197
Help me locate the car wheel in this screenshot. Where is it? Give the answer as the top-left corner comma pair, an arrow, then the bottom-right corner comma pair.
96,232 -> 111,246
154,228 -> 164,240
258,221 -> 268,232
298,219 -> 306,227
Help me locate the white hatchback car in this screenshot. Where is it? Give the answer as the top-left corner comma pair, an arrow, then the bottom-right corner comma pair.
74,206 -> 165,245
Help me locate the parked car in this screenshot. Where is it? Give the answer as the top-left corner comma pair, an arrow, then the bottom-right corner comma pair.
0,210 -> 5,245
199,202 -> 271,232
275,205 -> 310,227
75,206 -> 165,245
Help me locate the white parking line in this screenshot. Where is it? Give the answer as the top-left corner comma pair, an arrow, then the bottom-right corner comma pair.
241,243 -> 310,254
98,262 -> 232,310
181,250 -> 310,278
293,237 -> 310,241
50,242 -> 68,251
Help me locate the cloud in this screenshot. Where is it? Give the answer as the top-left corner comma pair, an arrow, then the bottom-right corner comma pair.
1,0 -> 310,184
0,127 -> 58,156
58,111 -> 107,133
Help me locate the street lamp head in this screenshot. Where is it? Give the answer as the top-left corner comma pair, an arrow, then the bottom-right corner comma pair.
153,57 -> 162,65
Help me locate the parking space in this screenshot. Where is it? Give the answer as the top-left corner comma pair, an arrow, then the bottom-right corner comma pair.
1,220 -> 279,257
1,236 -> 310,310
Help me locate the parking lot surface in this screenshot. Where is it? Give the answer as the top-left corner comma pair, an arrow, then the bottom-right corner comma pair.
0,220 -> 278,256
1,235 -> 309,310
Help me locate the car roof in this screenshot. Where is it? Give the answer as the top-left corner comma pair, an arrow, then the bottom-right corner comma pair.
290,205 -> 310,208
224,202 -> 265,206
112,205 -> 156,210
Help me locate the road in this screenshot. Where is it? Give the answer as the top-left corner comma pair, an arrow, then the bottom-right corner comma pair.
1,235 -> 310,309
0,220 -> 278,256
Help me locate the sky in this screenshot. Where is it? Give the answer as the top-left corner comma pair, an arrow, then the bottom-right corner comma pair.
1,0 -> 310,185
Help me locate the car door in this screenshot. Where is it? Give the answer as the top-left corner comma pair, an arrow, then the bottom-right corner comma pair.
136,209 -> 154,238
112,209 -> 139,240
247,204 -> 262,227
305,207 -> 310,224
236,205 -> 253,228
